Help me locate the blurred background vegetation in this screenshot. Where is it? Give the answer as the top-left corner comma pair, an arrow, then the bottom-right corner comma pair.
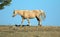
0,0 -> 12,10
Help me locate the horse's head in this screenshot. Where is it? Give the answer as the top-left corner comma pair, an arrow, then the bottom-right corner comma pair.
12,10 -> 18,17
12,10 -> 24,17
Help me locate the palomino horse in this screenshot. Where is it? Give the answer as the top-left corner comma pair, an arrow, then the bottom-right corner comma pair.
12,10 -> 46,26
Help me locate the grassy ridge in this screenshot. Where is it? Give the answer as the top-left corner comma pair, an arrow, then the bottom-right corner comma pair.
0,26 -> 60,37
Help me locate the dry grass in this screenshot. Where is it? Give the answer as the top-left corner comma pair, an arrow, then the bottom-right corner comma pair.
0,26 -> 60,37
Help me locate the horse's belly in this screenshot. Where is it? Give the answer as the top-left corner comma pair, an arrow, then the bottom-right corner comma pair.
29,15 -> 35,18
23,16 -> 34,19
23,13 -> 35,19
23,15 -> 35,19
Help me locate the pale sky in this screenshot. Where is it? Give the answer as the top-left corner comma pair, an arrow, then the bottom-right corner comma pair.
0,0 -> 60,26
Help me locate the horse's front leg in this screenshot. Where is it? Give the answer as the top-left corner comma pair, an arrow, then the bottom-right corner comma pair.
21,17 -> 24,26
27,18 -> 30,26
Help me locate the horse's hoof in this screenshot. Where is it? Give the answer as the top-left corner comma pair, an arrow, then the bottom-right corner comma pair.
40,25 -> 42,26
38,25 -> 42,27
27,25 -> 30,26
15,24 -> 20,27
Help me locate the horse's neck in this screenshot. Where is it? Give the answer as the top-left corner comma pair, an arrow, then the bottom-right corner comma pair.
18,12 -> 23,16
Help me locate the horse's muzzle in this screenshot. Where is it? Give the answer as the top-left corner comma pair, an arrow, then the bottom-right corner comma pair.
12,15 -> 15,17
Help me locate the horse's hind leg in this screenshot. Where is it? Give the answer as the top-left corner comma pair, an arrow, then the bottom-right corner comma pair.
36,16 -> 42,26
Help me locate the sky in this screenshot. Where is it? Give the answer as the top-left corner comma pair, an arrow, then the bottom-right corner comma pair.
0,0 -> 60,26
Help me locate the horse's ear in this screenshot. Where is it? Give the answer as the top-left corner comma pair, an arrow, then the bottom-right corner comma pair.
13,10 -> 15,14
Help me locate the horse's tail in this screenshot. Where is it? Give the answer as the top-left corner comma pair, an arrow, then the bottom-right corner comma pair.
43,12 -> 46,19
40,10 -> 46,20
